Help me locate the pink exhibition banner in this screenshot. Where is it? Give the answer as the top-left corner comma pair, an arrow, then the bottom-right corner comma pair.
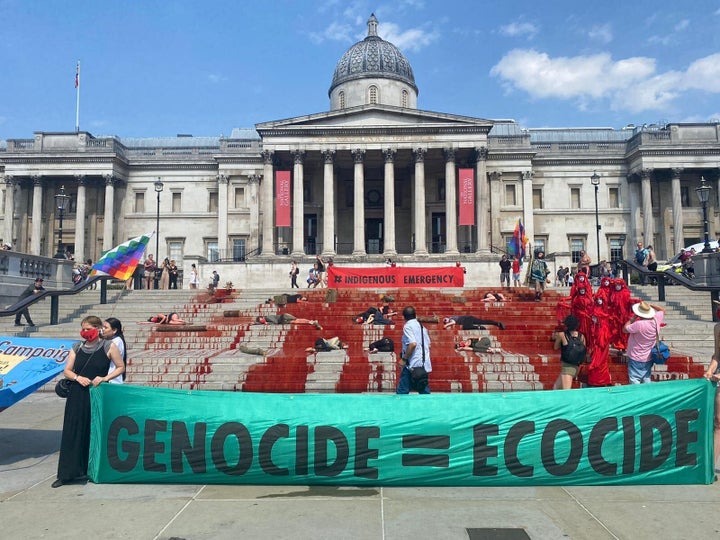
327,266 -> 465,288
275,171 -> 291,227
458,168 -> 475,226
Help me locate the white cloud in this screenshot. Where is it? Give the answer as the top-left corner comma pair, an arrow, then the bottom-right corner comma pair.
491,49 -> 720,115
682,53 -> 720,92
207,74 -> 227,84
309,20 -> 355,44
490,49 -> 654,100
588,23 -> 613,44
499,21 -> 539,40
674,19 -> 690,31
378,21 -> 438,52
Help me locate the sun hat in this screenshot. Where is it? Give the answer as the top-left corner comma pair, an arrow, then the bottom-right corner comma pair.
632,301 -> 656,319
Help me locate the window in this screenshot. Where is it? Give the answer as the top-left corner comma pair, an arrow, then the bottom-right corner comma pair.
339,91 -> 345,109
533,237 -> 547,256
532,188 -> 543,209
234,187 -> 245,208
207,241 -> 219,262
172,192 -> 181,213
505,184 -> 516,206
570,238 -> 585,263
402,90 -> 408,108
681,186 -> 690,207
437,179 -> 445,201
232,238 -> 246,262
134,192 -> 145,213
610,238 -> 624,261
368,85 -> 378,105
608,187 -> 619,208
208,191 -> 218,213
168,240 -> 183,263
0,189 -> 4,214
570,187 -> 581,209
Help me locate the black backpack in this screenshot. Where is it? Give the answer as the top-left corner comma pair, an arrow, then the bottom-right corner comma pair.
561,332 -> 586,365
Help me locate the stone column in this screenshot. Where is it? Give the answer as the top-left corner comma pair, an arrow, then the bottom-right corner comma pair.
443,148 -> 458,255
383,148 -> 397,256
74,175 -> 87,261
352,149 -> 366,256
522,170 -> 534,248
488,171 -> 502,253
670,168 -> 684,254
30,175 -> 43,255
291,150 -> 305,257
102,175 -> 115,252
217,174 -> 229,258
261,150 -> 274,256
475,147 -> 489,253
413,148 -> 428,255
321,150 -> 336,256
248,174 -> 261,254
628,175 -> 642,245
640,168 -> 654,245
3,175 -> 15,248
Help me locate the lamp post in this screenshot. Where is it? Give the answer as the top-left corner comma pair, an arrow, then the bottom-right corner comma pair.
590,171 -> 601,265
154,178 -> 164,288
54,185 -> 70,259
695,176 -> 713,253
618,234 -> 626,260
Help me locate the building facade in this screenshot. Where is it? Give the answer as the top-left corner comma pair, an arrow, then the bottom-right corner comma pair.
2,15 -> 719,279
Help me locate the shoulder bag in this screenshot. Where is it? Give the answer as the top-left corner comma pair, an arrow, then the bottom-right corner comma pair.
651,319 -> 670,365
54,342 -> 101,398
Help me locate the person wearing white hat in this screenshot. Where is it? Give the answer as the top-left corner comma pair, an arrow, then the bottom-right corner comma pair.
623,301 -> 666,384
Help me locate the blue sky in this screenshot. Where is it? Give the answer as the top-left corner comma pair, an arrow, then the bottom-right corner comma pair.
1,0 -> 719,139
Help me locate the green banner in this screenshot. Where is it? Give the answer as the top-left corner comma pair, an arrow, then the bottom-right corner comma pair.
88,379 -> 715,486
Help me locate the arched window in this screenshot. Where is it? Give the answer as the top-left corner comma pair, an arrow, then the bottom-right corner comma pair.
339,91 -> 345,109
368,85 -> 378,105
401,90 -> 408,108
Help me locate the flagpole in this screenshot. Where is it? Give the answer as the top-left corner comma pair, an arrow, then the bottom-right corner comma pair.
75,61 -> 80,133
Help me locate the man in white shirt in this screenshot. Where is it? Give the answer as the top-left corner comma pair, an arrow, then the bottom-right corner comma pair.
397,306 -> 432,394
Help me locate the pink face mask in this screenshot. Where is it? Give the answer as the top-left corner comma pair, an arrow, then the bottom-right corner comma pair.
80,328 -> 99,341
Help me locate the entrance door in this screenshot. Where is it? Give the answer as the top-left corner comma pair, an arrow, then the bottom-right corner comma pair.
365,218 -> 383,254
304,214 -> 317,254
431,213 -> 446,253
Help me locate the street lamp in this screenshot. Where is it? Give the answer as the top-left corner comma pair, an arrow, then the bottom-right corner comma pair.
590,171 -> 601,265
154,178 -> 164,288
695,176 -> 713,253
618,234 -> 626,260
54,185 -> 70,259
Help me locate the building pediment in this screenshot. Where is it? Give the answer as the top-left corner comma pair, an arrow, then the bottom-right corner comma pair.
256,105 -> 494,135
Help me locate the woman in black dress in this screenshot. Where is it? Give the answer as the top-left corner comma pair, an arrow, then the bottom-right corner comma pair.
52,315 -> 124,488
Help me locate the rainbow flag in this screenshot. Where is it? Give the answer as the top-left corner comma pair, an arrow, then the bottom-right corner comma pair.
509,219 -> 527,259
90,233 -> 154,281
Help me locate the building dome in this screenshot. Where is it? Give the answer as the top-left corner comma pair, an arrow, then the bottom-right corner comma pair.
329,14 -> 418,99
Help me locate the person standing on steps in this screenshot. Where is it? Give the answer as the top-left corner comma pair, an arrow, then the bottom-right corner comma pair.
623,301 -> 666,384
14,277 -> 44,327
529,250 -> 550,301
499,255 -> 512,288
289,260 -> 299,288
397,306 -> 432,394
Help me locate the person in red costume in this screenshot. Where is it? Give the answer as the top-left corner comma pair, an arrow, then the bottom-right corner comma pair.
608,278 -> 633,350
587,296 -> 613,386
571,286 -> 594,347
594,276 -> 613,305
570,270 -> 592,298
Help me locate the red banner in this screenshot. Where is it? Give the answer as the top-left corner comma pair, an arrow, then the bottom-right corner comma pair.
327,266 -> 465,288
275,170 -> 291,227
458,168 -> 475,226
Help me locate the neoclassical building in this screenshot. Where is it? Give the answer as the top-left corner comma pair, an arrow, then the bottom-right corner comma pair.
2,15 -> 719,282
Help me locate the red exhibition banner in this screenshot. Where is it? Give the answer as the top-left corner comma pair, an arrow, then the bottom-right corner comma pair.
458,168 -> 475,226
327,266 -> 465,288
275,170 -> 291,227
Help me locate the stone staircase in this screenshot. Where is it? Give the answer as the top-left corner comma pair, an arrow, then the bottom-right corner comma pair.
2,284 -> 714,394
